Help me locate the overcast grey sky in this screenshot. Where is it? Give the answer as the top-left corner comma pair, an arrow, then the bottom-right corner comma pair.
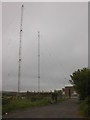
2,2 -> 88,92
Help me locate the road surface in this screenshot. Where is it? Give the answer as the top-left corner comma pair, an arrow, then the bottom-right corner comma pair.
3,98 -> 82,118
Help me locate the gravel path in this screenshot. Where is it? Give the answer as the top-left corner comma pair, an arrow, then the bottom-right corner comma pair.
3,98 -> 82,118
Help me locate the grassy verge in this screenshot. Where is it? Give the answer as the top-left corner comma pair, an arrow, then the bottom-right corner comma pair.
2,97 -> 66,115
78,97 -> 90,118
2,98 -> 51,115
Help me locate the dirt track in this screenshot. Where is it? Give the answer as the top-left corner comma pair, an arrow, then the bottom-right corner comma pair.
3,98 -> 82,118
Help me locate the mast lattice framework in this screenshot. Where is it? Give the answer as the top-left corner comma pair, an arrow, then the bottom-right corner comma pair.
18,4 -> 24,95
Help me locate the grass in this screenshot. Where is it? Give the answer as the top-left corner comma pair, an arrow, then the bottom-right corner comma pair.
78,97 -> 90,118
2,97 -> 51,115
2,96 -> 66,115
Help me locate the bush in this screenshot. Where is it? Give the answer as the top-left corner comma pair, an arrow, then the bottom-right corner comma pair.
30,96 -> 44,102
70,68 -> 89,100
2,97 -> 12,105
80,97 -> 90,118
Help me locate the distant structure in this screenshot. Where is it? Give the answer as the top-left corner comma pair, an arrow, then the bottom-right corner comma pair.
18,4 -> 24,96
64,85 -> 77,98
38,31 -> 40,92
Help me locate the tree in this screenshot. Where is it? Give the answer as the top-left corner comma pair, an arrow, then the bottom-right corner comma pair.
70,68 -> 90,100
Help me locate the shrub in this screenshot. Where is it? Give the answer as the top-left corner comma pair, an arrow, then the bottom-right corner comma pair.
80,97 -> 90,118
2,97 -> 12,105
30,96 -> 44,102
70,68 -> 89,100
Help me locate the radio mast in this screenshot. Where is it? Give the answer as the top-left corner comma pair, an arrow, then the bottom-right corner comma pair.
38,31 -> 40,92
18,4 -> 24,95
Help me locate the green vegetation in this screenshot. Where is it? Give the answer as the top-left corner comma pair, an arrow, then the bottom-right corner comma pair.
70,68 -> 89,100
2,92 -> 65,115
79,97 -> 90,118
70,68 -> 90,118
2,97 -> 51,115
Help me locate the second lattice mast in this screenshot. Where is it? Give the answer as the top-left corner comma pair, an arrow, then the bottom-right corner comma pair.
38,31 -> 40,92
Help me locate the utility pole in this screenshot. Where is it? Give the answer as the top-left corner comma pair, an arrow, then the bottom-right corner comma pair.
18,4 -> 24,96
38,31 -> 40,92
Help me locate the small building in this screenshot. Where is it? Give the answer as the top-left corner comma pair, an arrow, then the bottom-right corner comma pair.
64,85 -> 77,98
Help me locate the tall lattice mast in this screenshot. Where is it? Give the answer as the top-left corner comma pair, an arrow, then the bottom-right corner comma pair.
38,31 -> 40,92
18,4 -> 24,95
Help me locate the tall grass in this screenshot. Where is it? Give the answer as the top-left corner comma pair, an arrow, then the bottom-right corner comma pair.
2,98 -> 51,115
79,97 -> 90,118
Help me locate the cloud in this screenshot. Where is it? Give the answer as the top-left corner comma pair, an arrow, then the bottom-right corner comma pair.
2,2 -> 88,91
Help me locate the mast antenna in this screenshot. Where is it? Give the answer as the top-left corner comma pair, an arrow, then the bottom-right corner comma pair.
18,4 -> 24,96
38,31 -> 40,92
